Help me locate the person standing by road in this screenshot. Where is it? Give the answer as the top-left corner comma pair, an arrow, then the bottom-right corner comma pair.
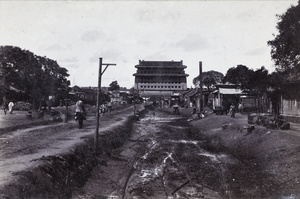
8,101 -> 14,114
2,96 -> 8,115
173,103 -> 180,115
47,99 -> 53,112
2,101 -> 8,115
229,103 -> 236,118
107,101 -> 112,113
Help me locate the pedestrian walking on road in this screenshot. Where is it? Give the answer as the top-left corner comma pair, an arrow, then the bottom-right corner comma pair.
75,100 -> 86,129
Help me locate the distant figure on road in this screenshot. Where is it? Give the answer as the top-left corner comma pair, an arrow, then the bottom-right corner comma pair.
238,102 -> 243,113
229,103 -> 236,118
135,109 -> 140,121
173,103 -> 180,115
107,101 -> 112,113
47,99 -> 53,112
8,101 -> 14,114
2,100 -> 8,115
192,106 -> 196,114
100,104 -> 107,116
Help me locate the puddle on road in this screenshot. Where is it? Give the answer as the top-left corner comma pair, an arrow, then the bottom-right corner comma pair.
138,152 -> 173,183
139,116 -> 184,123
167,125 -> 190,129
198,152 -> 239,164
198,152 -> 219,162
141,140 -> 158,160
168,138 -> 239,165
168,139 -> 200,145
140,169 -> 153,178
211,127 -> 222,132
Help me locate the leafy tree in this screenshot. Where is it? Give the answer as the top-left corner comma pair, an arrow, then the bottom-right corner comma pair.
223,65 -> 274,96
268,1 -> 300,74
247,66 -> 269,96
129,86 -> 138,96
108,80 -> 120,91
193,70 -> 223,91
268,71 -> 285,91
222,65 -> 254,88
0,46 -> 69,108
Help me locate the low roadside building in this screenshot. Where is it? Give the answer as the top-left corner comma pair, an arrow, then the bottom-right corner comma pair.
280,80 -> 300,123
211,84 -> 243,111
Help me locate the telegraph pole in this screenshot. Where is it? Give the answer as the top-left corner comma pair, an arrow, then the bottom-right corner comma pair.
199,61 -> 203,113
65,81 -> 69,122
196,61 -> 203,117
94,58 -> 116,153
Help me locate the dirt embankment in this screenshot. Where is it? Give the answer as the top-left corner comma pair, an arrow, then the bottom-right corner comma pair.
189,113 -> 300,198
71,106 -> 300,199
0,107 -> 145,199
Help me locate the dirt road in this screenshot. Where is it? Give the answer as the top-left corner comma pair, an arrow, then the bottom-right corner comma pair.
0,105 -> 138,198
72,108 -> 300,199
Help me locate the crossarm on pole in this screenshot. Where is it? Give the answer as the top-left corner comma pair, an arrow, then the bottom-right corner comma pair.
102,64 -> 116,75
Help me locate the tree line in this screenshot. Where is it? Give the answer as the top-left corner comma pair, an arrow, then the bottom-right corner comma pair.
193,0 -> 300,103
193,66 -> 282,108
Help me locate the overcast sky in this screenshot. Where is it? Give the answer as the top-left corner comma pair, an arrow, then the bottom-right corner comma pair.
0,1 -> 298,88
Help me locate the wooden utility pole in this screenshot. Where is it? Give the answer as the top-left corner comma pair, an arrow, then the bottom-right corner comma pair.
65,83 -> 68,122
199,61 -> 203,113
196,61 -> 203,115
94,58 -> 116,153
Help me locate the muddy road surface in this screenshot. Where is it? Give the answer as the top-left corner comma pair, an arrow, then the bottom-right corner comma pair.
73,109 -> 296,199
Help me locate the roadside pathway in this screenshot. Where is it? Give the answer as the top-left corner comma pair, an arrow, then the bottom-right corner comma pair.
0,104 -> 143,191
0,111 -> 45,130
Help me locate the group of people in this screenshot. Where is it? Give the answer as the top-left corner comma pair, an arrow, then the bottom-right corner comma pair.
75,99 -> 113,128
99,102 -> 112,116
2,101 -> 14,115
74,100 -> 113,118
